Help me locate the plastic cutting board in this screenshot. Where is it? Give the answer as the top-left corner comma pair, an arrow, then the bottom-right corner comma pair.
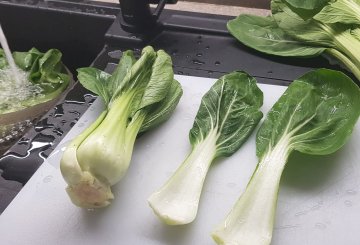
0,75 -> 359,245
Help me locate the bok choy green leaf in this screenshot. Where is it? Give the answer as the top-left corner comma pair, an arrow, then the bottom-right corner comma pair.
148,71 -> 263,225
212,69 -> 360,245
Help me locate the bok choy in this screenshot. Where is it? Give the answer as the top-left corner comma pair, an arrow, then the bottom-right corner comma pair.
227,0 -> 360,81
0,48 -> 70,114
148,71 -> 263,225
212,69 -> 360,245
60,46 -> 183,208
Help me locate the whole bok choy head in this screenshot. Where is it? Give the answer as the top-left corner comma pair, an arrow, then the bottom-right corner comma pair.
212,69 -> 360,245
148,71 -> 263,225
60,46 -> 183,208
227,0 -> 360,81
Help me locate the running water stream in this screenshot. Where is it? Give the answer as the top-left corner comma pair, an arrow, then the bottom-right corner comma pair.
0,23 -> 20,84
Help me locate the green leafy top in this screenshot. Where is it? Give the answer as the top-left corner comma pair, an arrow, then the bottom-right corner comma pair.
227,14 -> 326,57
0,48 -> 71,114
227,0 -> 360,81
12,48 -> 70,92
77,46 -> 183,134
314,0 -> 360,24
256,68 -> 360,159
283,0 -> 330,19
189,71 -> 263,158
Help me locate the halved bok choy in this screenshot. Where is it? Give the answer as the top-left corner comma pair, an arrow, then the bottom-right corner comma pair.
148,71 -> 263,225
212,69 -> 360,245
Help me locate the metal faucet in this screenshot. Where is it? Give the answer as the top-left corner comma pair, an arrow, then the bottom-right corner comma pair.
119,0 -> 178,33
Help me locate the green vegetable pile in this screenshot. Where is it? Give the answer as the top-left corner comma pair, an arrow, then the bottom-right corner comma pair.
0,48 -> 71,114
148,71 -> 263,225
60,46 -> 183,208
227,0 -> 360,81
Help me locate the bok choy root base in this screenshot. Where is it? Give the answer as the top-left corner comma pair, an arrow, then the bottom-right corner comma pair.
212,68 -> 360,245
60,46 -> 183,208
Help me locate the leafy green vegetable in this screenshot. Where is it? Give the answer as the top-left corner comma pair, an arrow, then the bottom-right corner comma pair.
314,0 -> 360,24
148,71 -> 263,225
212,69 -> 360,245
227,15 -> 326,57
0,48 -> 70,114
284,0 -> 330,10
284,0 -> 360,23
227,0 -> 360,82
283,0 -> 330,19
60,46 -> 183,208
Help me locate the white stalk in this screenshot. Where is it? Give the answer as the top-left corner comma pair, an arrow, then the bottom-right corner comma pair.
212,136 -> 291,245
148,129 -> 218,225
60,111 -> 115,208
334,29 -> 360,70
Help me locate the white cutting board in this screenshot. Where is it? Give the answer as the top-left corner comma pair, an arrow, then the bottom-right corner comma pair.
0,75 -> 359,245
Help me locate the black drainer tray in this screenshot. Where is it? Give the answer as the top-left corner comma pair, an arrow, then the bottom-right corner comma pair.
0,0 -> 355,213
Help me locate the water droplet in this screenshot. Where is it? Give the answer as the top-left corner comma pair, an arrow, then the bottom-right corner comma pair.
344,200 -> 352,207
215,61 -> 221,66
295,211 -> 307,217
197,40 -> 202,44
184,114 -> 192,120
108,50 -> 122,59
196,53 -> 203,57
43,175 -> 53,183
171,49 -> 178,56
54,104 -> 64,117
346,190 -> 357,195
311,204 -> 321,210
185,55 -> 190,59
177,71 -> 184,75
205,46 -> 210,49
208,71 -> 213,75
52,128 -> 64,136
18,137 -> 30,145
315,223 -> 326,230
192,59 -> 205,65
